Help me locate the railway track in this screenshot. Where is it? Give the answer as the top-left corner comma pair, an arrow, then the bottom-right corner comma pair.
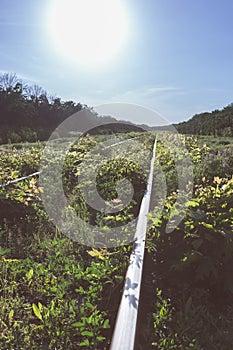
110,138 -> 157,350
0,171 -> 41,188
0,136 -> 158,349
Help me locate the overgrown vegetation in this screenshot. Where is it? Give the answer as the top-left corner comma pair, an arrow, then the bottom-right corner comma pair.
145,134 -> 233,349
0,132 -> 153,349
1,74 -> 233,349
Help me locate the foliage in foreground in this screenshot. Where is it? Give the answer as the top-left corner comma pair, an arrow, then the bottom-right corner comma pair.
1,133 -> 233,349
146,137 -> 233,349
0,229 -> 132,349
0,133 -> 151,349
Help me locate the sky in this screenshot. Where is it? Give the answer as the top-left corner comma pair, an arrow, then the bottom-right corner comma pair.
1,0 -> 233,126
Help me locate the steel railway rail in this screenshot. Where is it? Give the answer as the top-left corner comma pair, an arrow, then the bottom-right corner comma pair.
110,138 -> 157,350
0,171 -> 41,188
102,134 -> 145,150
0,135 -> 145,188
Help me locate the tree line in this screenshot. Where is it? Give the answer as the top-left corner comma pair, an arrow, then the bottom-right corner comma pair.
0,72 -> 144,144
175,104 -> 233,136
1,72 -> 233,143
0,72 -> 85,143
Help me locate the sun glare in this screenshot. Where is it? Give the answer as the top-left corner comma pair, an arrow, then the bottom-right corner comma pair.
48,0 -> 128,67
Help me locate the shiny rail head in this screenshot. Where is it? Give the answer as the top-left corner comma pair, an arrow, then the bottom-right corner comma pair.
0,171 -> 41,188
110,140 -> 157,350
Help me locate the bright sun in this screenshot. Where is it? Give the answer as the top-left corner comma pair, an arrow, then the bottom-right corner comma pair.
48,0 -> 128,67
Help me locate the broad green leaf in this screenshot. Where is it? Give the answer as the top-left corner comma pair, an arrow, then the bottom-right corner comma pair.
32,303 -> 43,321
201,222 -> 213,229
72,322 -> 84,328
81,330 -> 94,337
38,302 -> 43,312
79,339 -> 90,346
97,336 -> 106,341
86,302 -> 94,310
103,319 -> 110,328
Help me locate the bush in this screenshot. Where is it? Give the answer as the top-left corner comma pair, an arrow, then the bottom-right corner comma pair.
148,177 -> 233,349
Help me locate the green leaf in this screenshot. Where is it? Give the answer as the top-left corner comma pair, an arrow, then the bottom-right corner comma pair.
32,303 -> 43,321
201,222 -> 213,229
86,302 -> 94,310
79,339 -> 90,346
72,322 -> 84,328
36,325 -> 44,329
187,200 -> 199,208
81,330 -> 94,337
38,302 -> 43,312
103,319 -> 110,328
97,336 -> 106,341
8,309 -> 14,322
26,268 -> 34,280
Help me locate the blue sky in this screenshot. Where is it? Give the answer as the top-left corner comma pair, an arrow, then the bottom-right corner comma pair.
1,0 -> 233,125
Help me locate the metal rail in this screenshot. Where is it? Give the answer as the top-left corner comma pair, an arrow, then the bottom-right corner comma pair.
110,138 -> 157,350
102,135 -> 145,150
0,171 -> 41,188
0,136 -> 144,187
0,139 -> 136,188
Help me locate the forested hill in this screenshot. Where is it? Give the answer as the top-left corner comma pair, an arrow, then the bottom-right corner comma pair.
0,73 -> 85,143
1,72 -> 233,142
0,73 -> 143,144
175,104 -> 233,136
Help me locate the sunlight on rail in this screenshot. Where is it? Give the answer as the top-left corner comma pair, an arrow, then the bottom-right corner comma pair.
110,138 -> 157,350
